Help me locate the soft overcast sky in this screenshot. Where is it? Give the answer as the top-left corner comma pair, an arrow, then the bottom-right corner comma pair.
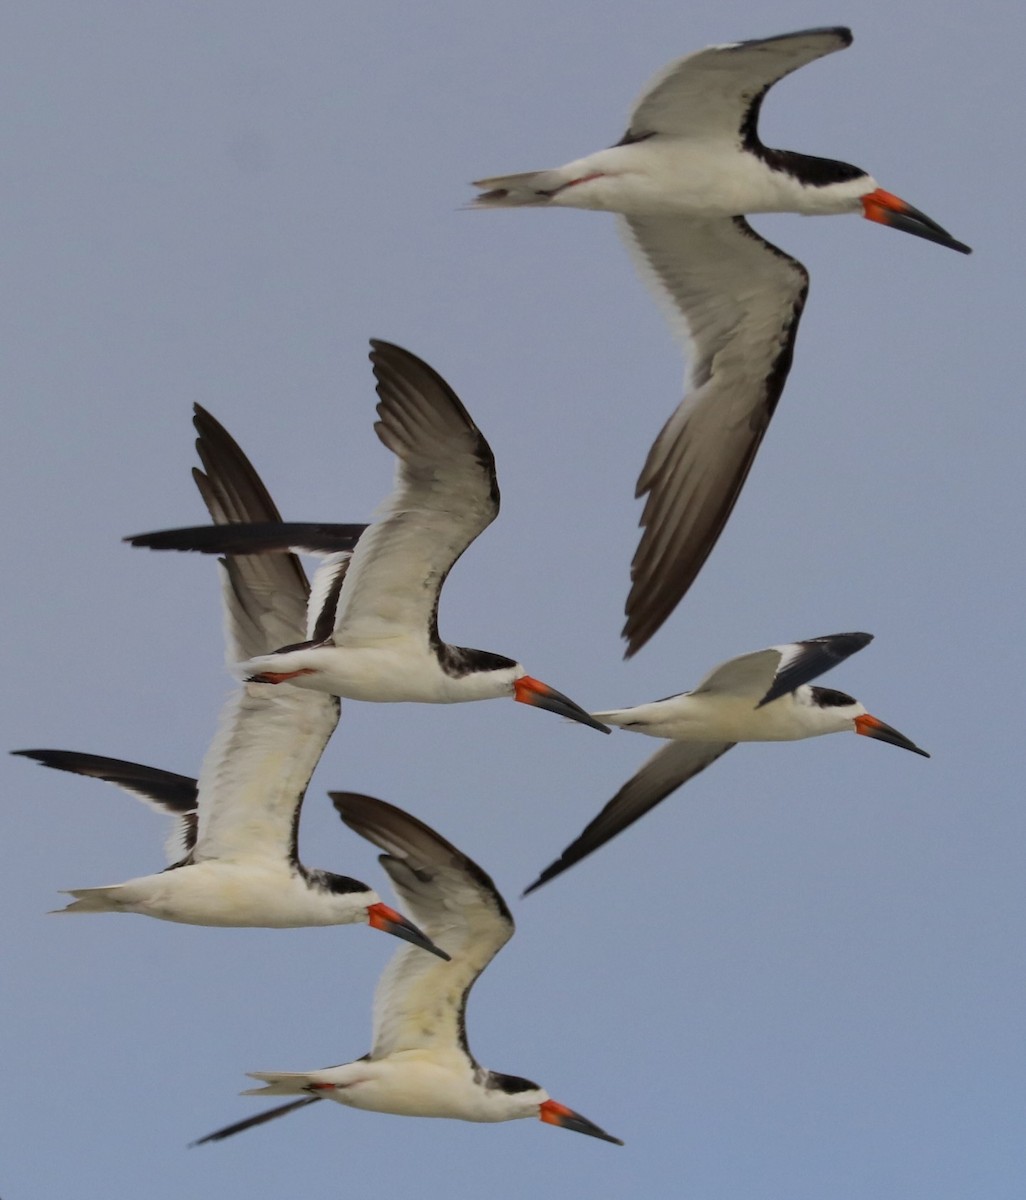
3,2 -> 1022,1198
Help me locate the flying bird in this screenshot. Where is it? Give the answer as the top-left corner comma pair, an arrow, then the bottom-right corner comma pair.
194,791 -> 623,1147
524,633 -> 929,893
13,407 -> 443,956
128,340 -> 609,734
472,27 -> 971,656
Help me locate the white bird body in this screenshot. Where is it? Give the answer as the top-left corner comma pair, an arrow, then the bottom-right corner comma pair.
525,634 -> 930,893
243,639 -> 524,705
515,141 -> 873,218
244,1054 -> 548,1123
597,684 -> 862,743
65,858 -> 370,928
473,27 -> 970,657
196,793 -> 622,1146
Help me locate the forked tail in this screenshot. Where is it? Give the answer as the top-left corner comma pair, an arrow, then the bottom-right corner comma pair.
241,1070 -> 318,1097
470,169 -> 562,207
53,886 -> 126,914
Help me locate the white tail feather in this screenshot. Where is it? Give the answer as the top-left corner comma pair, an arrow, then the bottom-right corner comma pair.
470,169 -> 561,207
52,886 -> 127,913
242,1071 -> 315,1096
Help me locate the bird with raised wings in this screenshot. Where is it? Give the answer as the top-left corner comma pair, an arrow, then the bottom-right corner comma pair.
195,791 -> 622,1146
128,340 -> 609,734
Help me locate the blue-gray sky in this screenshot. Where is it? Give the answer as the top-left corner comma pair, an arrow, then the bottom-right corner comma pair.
3,2 -> 1022,1198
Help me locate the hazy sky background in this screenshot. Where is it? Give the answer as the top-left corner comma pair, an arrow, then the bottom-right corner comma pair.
3,2 -> 1022,1197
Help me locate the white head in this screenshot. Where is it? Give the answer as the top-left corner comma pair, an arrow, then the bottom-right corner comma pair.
776,151 -> 970,254
803,686 -> 930,756
308,874 -> 449,957
484,1072 -> 623,1144
445,649 -> 610,732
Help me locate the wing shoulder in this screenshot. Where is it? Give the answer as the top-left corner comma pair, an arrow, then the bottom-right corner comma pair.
691,647 -> 784,697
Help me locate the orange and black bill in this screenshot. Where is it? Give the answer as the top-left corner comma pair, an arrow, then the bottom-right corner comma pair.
514,677 -> 611,734
861,188 -> 971,254
854,714 -> 930,757
539,1099 -> 624,1145
367,901 -> 450,960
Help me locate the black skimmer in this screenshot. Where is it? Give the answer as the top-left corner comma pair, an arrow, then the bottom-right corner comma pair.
127,340 -> 610,734
472,27 -> 971,656
12,408 -> 443,955
523,632 -> 929,893
194,791 -> 622,1146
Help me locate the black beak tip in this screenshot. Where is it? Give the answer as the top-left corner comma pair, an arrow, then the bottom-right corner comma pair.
520,682 -> 611,734
387,917 -> 450,960
895,733 -> 931,758
563,703 -> 612,735
405,929 -> 451,961
940,234 -> 972,255
575,707 -> 612,735
900,212 -> 972,255
570,1117 -> 624,1145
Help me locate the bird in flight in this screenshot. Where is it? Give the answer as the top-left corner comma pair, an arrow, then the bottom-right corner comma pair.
472,27 -> 970,655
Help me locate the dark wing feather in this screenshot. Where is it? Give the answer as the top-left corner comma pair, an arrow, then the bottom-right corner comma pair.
13,749 -> 199,859
124,521 -> 366,556
191,1097 -> 323,1146
619,216 -> 808,655
523,740 -> 734,893
757,632 -> 872,707
12,749 -> 197,812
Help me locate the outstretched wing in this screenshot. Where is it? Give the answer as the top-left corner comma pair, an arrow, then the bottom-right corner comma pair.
690,632 -> 872,707
13,749 -> 198,862
331,341 -> 500,651
619,215 -> 809,655
621,27 -> 852,142
123,521 -> 364,648
190,1096 -> 323,1146
182,408 -> 341,865
754,632 -> 872,707
524,740 -> 734,893
332,792 -> 512,1066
